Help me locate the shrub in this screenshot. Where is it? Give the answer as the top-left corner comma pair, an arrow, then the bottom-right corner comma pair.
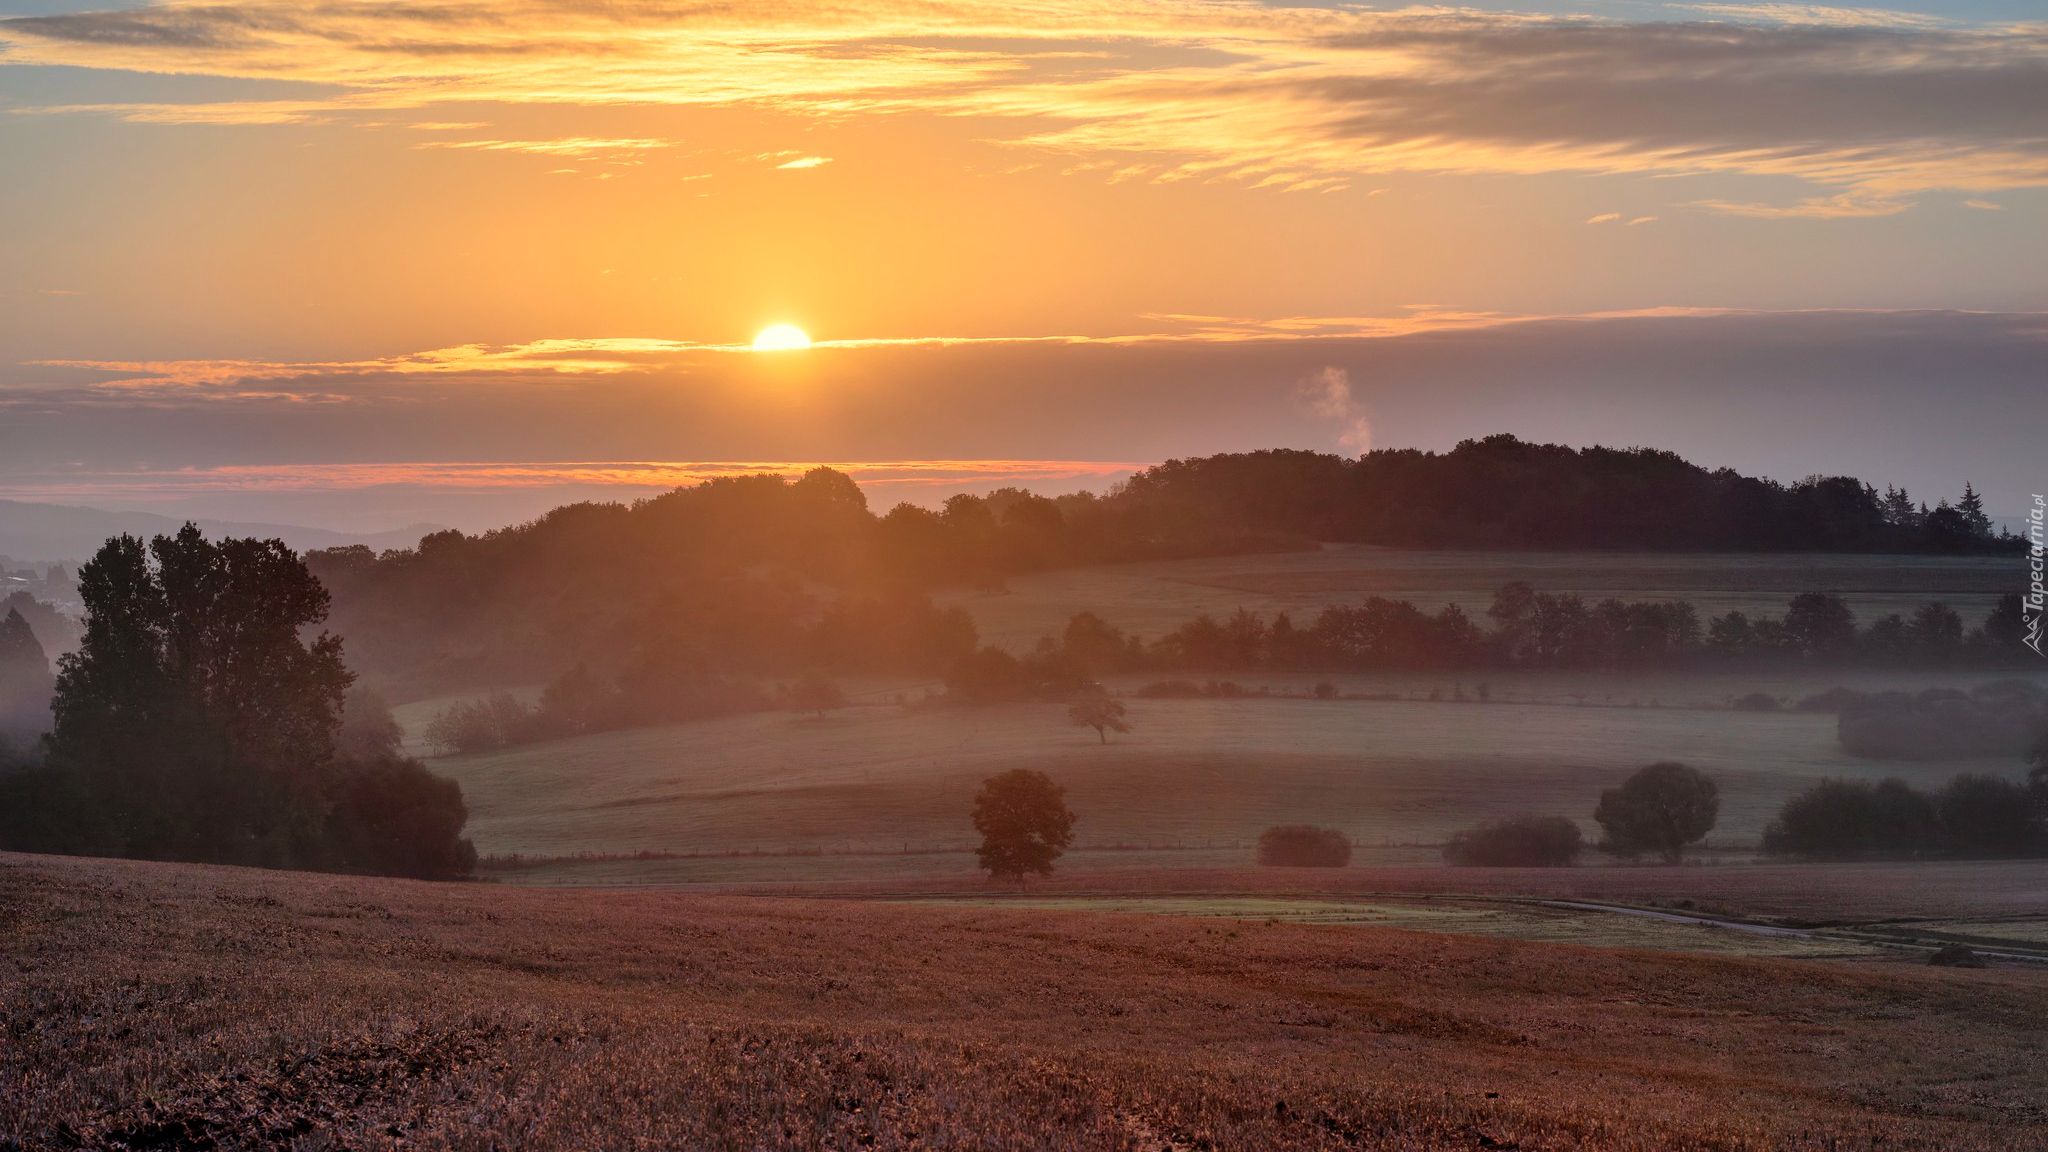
1593,762 -> 1719,863
1134,680 -> 1203,698
1934,774 -> 2044,857
1443,815 -> 1583,867
324,754 -> 478,879
424,691 -> 531,755
784,672 -> 848,717
1311,681 -> 1338,699
1255,825 -> 1351,867
1761,778 -> 1936,859
1838,691 -> 2037,760
1731,692 -> 1780,712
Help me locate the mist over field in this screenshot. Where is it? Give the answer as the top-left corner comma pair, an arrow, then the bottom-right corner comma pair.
5,0 -> 2047,1144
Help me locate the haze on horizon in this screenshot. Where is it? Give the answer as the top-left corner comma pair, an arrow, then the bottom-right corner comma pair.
0,0 -> 2041,531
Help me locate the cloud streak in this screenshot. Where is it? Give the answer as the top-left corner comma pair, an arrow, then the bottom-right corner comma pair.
3,1 -> 2044,201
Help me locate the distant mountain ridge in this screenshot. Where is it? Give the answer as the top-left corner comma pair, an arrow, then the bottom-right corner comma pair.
0,500 -> 442,564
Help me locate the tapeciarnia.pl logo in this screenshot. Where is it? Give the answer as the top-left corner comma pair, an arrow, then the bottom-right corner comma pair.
2027,494 -> 2045,657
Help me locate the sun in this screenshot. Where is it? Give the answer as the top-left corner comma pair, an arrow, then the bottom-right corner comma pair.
752,324 -> 811,351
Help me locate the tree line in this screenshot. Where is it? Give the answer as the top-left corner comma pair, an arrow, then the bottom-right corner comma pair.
297,436 -> 2018,697
944,588 -> 2032,705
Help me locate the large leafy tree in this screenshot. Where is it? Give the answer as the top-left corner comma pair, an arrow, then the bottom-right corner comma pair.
971,769 -> 1076,880
1593,762 -> 1720,864
48,528 -> 352,866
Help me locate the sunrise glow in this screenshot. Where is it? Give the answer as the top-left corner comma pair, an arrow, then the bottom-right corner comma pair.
752,325 -> 811,352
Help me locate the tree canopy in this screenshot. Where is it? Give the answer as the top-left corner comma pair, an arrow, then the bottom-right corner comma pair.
0,526 -> 474,878
1593,762 -> 1720,864
971,769 -> 1076,880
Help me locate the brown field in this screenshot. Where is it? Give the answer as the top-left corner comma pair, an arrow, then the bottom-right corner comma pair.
6,851 -> 2048,1150
940,545 -> 2023,648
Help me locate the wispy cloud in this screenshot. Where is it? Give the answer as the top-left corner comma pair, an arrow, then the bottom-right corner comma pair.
0,459 -> 1149,498
31,306 -> 1999,404
2,2 -> 2042,202
775,155 -> 833,169
1586,212 -> 1621,224
1963,198 -> 2006,210
414,136 -> 676,159
1688,192 -> 1915,218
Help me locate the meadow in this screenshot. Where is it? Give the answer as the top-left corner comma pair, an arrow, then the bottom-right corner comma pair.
430,694 -> 2027,863
6,851 -> 2046,1151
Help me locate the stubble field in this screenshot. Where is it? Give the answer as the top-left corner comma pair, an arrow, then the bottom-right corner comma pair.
5,851 -> 2046,1150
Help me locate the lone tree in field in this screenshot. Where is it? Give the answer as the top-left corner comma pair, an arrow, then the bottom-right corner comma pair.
971,768 -> 1075,880
1067,690 -> 1129,744
1593,761 -> 1719,863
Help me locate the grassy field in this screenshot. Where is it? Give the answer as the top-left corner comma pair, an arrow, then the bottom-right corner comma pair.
429,695 -> 2031,863
940,544 -> 2024,648
6,851 -> 2047,1150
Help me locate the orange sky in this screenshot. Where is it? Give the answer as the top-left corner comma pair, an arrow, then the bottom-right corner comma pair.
0,0 -> 2042,531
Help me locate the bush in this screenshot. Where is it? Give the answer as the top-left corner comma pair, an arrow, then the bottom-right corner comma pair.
1731,692 -> 1780,712
424,691 -> 531,755
1761,778 -> 1936,859
1838,691 -> 2037,760
1593,762 -> 1719,863
1934,774 -> 2044,857
1255,825 -> 1351,867
1443,815 -> 1584,867
324,754 -> 478,879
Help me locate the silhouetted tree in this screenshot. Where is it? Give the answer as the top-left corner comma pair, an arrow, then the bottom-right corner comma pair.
1782,593 -> 1856,659
1067,690 -> 1129,744
1934,775 -> 2044,857
1594,762 -> 1719,863
538,663 -> 619,734
13,526 -> 474,876
1255,825 -> 1352,867
1761,778 -> 1936,859
971,768 -> 1075,880
0,607 -> 53,735
1443,815 -> 1583,866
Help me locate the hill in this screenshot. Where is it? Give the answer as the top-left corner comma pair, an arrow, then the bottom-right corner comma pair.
0,498 -> 438,564
4,851 -> 2043,1149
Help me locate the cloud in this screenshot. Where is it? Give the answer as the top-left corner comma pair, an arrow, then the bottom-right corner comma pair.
775,155 -> 833,169
413,136 -> 676,158
1963,198 -> 2006,210
0,459 -> 1147,498
1297,366 -> 1372,454
5,309 -> 2046,532
1688,192 -> 1914,218
1586,212 -> 1620,224
3,3 -> 2044,200
1626,215 -> 1657,225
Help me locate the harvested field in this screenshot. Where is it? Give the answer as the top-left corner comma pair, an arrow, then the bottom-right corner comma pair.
5,851 -> 2047,1150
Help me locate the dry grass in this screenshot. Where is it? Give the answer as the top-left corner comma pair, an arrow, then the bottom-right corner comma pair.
6,851 -> 2048,1150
